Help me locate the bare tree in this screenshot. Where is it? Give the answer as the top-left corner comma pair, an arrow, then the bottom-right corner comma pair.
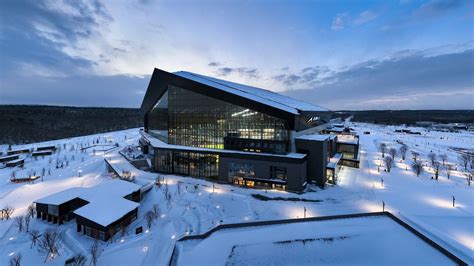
152,204 -> 160,219
37,228 -> 63,262
9,253 -> 21,266
27,204 -> 36,219
446,164 -> 453,179
379,143 -> 387,158
24,214 -> 31,232
439,154 -> 448,167
71,253 -> 87,266
384,156 -> 394,172
412,151 -> 420,162
428,152 -> 437,166
399,144 -> 408,161
459,154 -> 470,171
388,148 -> 397,160
433,162 -> 441,180
15,215 -> 24,232
2,205 -> 15,220
145,211 -> 155,230
29,229 -> 41,248
411,160 -> 424,177
89,240 -> 101,266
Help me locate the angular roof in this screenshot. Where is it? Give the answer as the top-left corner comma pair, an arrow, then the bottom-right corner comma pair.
174,71 -> 328,115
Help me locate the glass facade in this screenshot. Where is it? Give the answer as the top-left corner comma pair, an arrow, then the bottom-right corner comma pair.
154,150 -> 219,179
148,85 -> 289,150
147,84 -> 292,180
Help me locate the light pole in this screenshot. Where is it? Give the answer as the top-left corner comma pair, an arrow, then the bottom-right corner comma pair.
304,207 -> 306,218
382,201 -> 385,212
78,170 -> 82,177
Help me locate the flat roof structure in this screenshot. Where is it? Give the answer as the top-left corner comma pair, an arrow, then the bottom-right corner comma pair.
295,134 -> 330,142
337,135 -> 359,145
172,213 -> 463,266
35,187 -> 85,206
73,197 -> 139,227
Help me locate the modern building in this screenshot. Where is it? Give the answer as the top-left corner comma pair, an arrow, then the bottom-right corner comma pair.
34,179 -> 141,241
140,68 -> 359,192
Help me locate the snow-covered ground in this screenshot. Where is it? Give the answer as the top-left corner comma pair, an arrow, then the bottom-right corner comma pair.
0,123 -> 473,265
175,216 -> 455,265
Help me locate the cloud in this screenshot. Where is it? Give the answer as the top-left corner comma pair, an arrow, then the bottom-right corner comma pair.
208,62 -> 221,67
414,0 -> 470,19
353,10 -> 380,25
216,67 -> 259,78
279,46 -> 474,110
331,13 -> 348,30
272,66 -> 330,86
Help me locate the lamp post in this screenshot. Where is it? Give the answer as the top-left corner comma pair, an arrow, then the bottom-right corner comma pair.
78,170 -> 82,177
382,201 -> 385,212
304,207 -> 306,218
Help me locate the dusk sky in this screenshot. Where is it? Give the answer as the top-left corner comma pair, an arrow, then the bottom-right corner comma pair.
1,0 -> 473,110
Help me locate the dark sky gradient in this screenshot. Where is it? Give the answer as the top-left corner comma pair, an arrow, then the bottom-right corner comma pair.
0,0 -> 473,109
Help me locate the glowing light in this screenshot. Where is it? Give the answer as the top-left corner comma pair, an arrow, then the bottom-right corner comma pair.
185,231 -> 190,235
160,214 -> 166,218
243,216 -> 250,221
9,237 -> 15,241
216,205 -> 220,209
120,239 -> 125,243
142,246 -> 149,252
145,230 -> 149,233
455,233 -> 474,251
8,252 -> 15,256
171,234 -> 176,239
360,201 -> 382,212
198,192 -> 202,196
425,197 -> 460,209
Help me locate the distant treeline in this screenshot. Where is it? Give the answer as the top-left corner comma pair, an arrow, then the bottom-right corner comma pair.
335,110 -> 474,125
0,105 -> 142,144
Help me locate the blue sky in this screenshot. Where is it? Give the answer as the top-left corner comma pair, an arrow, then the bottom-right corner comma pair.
0,0 -> 473,109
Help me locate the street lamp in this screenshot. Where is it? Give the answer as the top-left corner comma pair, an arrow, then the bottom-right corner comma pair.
78,170 -> 82,177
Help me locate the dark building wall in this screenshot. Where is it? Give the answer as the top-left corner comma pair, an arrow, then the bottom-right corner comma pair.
76,208 -> 138,241
295,139 -> 328,186
218,155 -> 307,192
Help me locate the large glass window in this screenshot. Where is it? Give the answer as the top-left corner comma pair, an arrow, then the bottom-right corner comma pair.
228,162 -> 255,179
148,91 -> 169,142
270,166 -> 287,180
147,85 -> 289,152
154,149 -> 219,179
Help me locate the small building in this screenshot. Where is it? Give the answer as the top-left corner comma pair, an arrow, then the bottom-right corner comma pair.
336,135 -> 360,168
32,150 -> 54,157
35,188 -> 88,224
6,158 -> 24,168
0,154 -> 19,163
74,197 -> 139,241
37,145 -> 57,151
7,149 -> 30,156
34,179 -> 142,241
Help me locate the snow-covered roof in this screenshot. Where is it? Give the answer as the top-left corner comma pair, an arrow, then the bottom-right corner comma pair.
327,153 -> 342,169
337,135 -> 359,145
174,71 -> 329,115
295,134 -> 329,141
35,187 -> 85,205
80,179 -> 141,201
73,197 -> 139,227
35,180 -> 141,227
142,132 -> 306,159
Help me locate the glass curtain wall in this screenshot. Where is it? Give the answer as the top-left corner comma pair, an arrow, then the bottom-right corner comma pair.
148,85 -> 289,150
